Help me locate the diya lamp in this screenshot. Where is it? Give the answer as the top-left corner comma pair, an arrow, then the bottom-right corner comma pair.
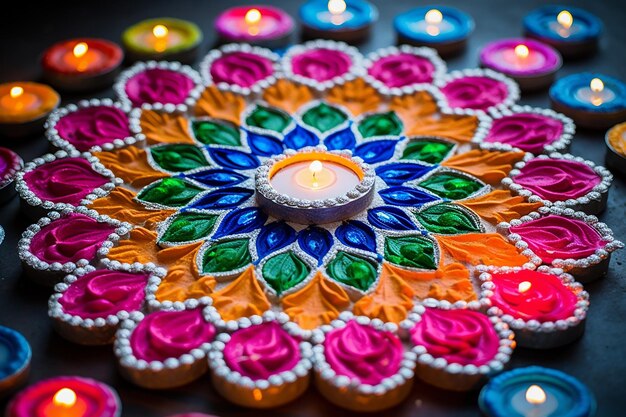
523,6 -> 602,58
0,326 -> 31,396
42,38 -> 124,92
479,366 -> 596,417
549,73 -> 626,129
5,376 -> 122,417
299,0 -> 379,44
122,18 -> 203,64
480,38 -> 562,92
394,6 -> 474,57
605,122 -> 626,176
0,82 -> 59,138
215,5 -> 294,48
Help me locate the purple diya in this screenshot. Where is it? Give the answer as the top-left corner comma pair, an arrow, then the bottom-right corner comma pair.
0,146 -> 23,204
215,5 -> 294,48
480,38 -> 562,91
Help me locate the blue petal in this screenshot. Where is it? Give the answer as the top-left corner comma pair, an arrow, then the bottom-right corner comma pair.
368,207 -> 417,230
188,187 -> 253,210
354,140 -> 397,164
336,220 -> 377,252
379,186 -> 439,207
376,162 -> 434,186
182,168 -> 248,188
298,227 -> 333,266
245,131 -> 285,157
213,207 -> 267,239
256,221 -> 297,259
208,148 -> 260,170
284,126 -> 319,150
324,127 -> 355,151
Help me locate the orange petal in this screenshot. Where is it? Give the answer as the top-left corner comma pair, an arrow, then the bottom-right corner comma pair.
460,189 -> 543,225
436,233 -> 528,267
263,79 -> 314,114
106,227 -> 159,264
405,114 -> 479,143
155,242 -> 215,302
393,262 -> 476,303
211,266 -> 271,321
94,146 -> 168,189
282,272 -> 350,330
389,91 -> 438,122
139,110 -> 195,145
89,187 -> 174,230
193,85 -> 245,126
442,149 -> 526,185
326,78 -> 382,116
353,263 -> 414,323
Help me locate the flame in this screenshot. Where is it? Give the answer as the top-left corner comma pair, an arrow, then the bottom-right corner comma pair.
245,8 -> 262,25
525,385 -> 547,405
9,86 -> 23,98
328,0 -> 347,15
425,9 -> 443,25
152,24 -> 168,39
557,10 -> 573,29
309,160 -> 323,175
590,78 -> 604,93
53,388 -> 77,408
514,44 -> 529,59
73,42 -> 88,59
518,281 -> 532,293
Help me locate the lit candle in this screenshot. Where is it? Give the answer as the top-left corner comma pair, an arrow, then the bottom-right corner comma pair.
299,0 -> 378,43
274,159 -> 354,200
550,73 -> 626,129
479,38 -> 561,91
523,6 -> 602,58
0,82 -> 59,137
0,326 -> 31,395
5,376 -> 121,417
394,6 -> 474,56
215,5 -> 294,48
122,18 -> 202,64
41,38 -> 123,92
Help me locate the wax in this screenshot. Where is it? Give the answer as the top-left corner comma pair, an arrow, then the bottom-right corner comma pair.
299,0 -> 378,43
215,5 -> 294,48
0,82 -> 59,137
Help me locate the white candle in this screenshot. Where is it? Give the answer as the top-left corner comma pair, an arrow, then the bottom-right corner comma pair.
510,384 -> 558,417
317,0 -> 354,25
410,8 -> 455,37
575,78 -> 616,107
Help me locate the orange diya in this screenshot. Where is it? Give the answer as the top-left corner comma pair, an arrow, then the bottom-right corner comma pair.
0,82 -> 59,137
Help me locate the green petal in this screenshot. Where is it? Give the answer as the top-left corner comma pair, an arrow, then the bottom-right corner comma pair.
401,140 -> 454,164
358,111 -> 403,138
384,236 -> 437,269
326,251 -> 377,291
262,251 -> 310,295
160,212 -> 218,243
192,119 -> 241,146
245,106 -> 291,133
202,239 -> 251,273
415,203 -> 481,234
301,103 -> 348,133
137,178 -> 203,207
419,173 -> 483,200
150,144 -> 210,172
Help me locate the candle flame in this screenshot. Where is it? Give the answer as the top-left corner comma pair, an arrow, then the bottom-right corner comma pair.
73,42 -> 88,59
557,10 -> 573,29
9,86 -> 23,98
245,8 -> 262,25
53,388 -> 77,408
425,9 -> 443,25
328,0 -> 347,15
152,24 -> 169,39
309,160 -> 323,175
514,44 -> 529,59
525,385 -> 546,405
518,281 -> 532,293
590,78 -> 604,93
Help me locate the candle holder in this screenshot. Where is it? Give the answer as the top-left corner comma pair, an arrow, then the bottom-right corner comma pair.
0,326 -> 31,396
605,122 -> 626,176
549,73 -> 626,130
478,366 -> 596,417
0,82 -> 60,138
299,0 -> 379,44
523,6 -> 603,59
394,6 -> 474,57
42,38 -> 124,92
122,18 -> 202,64
502,152 -> 613,215
480,38 -> 562,92
6,376 -> 122,417
255,146 -> 375,225
215,5 -> 294,48
478,265 -> 588,349
0,147 -> 23,205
